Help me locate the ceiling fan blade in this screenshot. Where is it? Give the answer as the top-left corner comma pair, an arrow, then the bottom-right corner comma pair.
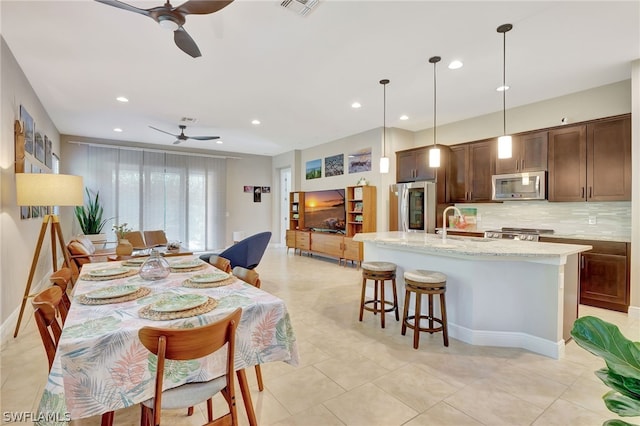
94,0 -> 152,17
149,126 -> 178,137
174,27 -> 201,58
189,136 -> 220,140
173,139 -> 182,145
175,0 -> 234,15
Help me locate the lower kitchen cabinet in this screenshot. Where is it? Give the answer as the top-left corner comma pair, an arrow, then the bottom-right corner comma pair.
541,237 -> 630,312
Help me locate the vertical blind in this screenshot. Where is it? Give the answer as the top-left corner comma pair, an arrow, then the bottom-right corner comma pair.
76,145 -> 226,251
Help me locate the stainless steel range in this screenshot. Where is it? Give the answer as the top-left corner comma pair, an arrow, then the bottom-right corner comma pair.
483,227 -> 554,242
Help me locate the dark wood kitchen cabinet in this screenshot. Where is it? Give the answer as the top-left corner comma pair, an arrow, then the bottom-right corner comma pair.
447,139 -> 495,202
548,115 -> 631,202
540,237 -> 630,313
495,131 -> 548,174
397,147 -> 435,183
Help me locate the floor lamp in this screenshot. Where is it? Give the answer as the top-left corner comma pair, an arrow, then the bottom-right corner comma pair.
14,173 -> 84,338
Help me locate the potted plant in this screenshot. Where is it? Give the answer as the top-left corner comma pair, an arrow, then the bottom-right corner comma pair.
113,223 -> 133,256
571,316 -> 640,426
74,188 -> 110,247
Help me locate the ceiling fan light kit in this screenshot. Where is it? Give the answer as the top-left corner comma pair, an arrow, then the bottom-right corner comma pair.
94,0 -> 234,58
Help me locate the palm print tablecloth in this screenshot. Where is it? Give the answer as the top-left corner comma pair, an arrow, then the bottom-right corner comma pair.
36,258 -> 299,425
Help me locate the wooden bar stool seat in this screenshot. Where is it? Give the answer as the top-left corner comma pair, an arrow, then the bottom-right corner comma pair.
402,270 -> 449,349
359,261 -> 398,328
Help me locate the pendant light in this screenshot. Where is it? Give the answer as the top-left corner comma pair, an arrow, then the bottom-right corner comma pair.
429,56 -> 441,168
379,79 -> 390,174
497,23 -> 513,159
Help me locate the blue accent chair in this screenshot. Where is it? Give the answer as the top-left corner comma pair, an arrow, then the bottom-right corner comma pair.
200,231 -> 271,270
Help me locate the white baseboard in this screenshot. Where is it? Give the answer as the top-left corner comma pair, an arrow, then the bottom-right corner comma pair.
628,305 -> 640,319
449,323 -> 564,360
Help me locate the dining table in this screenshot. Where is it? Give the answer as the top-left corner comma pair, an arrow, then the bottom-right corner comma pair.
35,256 -> 299,426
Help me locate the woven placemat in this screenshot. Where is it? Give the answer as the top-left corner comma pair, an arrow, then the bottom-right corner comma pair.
169,264 -> 207,273
77,287 -> 151,305
121,259 -> 149,267
138,296 -> 218,321
80,269 -> 139,281
182,276 -> 235,289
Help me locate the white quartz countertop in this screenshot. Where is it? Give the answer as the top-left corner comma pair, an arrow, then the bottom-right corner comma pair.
353,231 -> 592,260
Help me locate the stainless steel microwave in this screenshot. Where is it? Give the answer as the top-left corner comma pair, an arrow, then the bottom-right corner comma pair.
491,171 -> 546,201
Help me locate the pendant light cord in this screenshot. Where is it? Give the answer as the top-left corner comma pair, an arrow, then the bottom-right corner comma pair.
379,79 -> 390,157
502,29 -> 506,136
428,56 -> 441,147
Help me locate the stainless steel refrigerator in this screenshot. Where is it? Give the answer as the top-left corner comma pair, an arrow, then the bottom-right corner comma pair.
390,182 -> 437,233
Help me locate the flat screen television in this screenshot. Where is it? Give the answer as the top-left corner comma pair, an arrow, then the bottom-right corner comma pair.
304,189 -> 346,233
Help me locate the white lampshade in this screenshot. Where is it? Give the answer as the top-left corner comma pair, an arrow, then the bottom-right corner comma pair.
429,147 -> 441,168
379,156 -> 390,174
16,173 -> 84,206
498,135 -> 513,159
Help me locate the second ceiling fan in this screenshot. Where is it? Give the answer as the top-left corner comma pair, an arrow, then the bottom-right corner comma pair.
94,0 -> 234,57
150,124 -> 220,144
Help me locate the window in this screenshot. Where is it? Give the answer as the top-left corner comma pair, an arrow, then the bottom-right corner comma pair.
73,145 -> 226,251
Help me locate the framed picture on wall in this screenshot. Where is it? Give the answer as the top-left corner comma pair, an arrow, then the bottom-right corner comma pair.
20,106 -> 34,155
305,159 -> 321,180
253,186 -> 262,202
35,132 -> 45,163
348,147 -> 371,173
324,154 -> 344,177
44,135 -> 52,168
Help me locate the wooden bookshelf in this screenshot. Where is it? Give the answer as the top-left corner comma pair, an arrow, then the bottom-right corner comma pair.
346,185 -> 376,237
289,192 -> 305,230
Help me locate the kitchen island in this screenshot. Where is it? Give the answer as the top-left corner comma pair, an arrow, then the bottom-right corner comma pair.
353,231 -> 592,359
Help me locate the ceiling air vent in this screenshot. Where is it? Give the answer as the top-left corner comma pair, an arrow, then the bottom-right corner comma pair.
280,0 -> 319,16
180,117 -> 197,124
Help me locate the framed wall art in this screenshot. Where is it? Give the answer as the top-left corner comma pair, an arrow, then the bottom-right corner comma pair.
324,154 -> 344,177
348,148 -> 371,173
305,158 -> 321,180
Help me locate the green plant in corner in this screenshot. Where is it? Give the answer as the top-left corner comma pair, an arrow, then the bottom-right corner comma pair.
74,188 -> 110,235
571,316 -> 640,426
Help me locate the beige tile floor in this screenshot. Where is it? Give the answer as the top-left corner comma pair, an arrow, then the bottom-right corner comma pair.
2,246 -> 640,426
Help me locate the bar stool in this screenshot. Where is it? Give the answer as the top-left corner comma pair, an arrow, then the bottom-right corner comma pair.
359,261 -> 398,328
402,270 -> 449,349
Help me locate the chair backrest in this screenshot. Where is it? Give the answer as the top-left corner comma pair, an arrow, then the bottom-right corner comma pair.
207,255 -> 232,273
49,268 -> 72,321
232,266 -> 261,288
124,231 -> 146,249
66,235 -> 96,277
144,230 -> 168,247
32,286 -> 66,371
219,231 -> 271,270
138,308 -> 242,426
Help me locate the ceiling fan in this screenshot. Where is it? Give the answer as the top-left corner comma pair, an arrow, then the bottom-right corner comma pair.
150,124 -> 220,144
94,0 -> 234,58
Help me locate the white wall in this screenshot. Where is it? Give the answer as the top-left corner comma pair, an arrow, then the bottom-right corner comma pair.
415,80 -> 631,146
0,38 -> 63,333
225,154 -> 273,247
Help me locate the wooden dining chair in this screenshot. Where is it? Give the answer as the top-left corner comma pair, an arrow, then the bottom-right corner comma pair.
206,255 -> 232,273
48,268 -> 73,322
138,308 -> 242,426
143,230 -> 168,247
124,231 -> 146,249
32,285 -> 115,426
232,266 -> 264,391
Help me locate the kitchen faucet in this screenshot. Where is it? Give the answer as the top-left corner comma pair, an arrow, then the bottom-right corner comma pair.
441,206 -> 463,243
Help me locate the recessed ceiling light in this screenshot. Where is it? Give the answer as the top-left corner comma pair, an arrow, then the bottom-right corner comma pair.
113,128 -> 123,132
496,85 -> 510,92
399,115 -> 409,120
116,96 -> 129,103
448,60 -> 463,70
251,119 -> 261,125
351,102 -> 361,109
216,140 -> 223,144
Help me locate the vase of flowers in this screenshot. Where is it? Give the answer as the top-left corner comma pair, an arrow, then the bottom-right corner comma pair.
113,223 -> 133,256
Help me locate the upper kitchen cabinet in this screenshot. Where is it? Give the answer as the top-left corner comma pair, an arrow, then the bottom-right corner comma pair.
548,115 -> 631,202
495,131 -> 548,174
447,139 -> 495,202
397,147 -> 435,183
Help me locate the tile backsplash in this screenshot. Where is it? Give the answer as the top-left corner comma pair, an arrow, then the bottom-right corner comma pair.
455,201 -> 631,238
